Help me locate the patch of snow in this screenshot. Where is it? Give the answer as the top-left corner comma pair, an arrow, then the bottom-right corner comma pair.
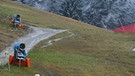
0,26 -> 66,65
40,31 -> 74,48
132,47 -> 135,51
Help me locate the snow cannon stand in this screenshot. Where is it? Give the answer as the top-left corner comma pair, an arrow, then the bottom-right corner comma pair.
9,20 -> 25,29
9,55 -> 31,68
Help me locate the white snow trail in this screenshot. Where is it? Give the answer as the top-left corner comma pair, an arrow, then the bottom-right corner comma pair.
40,31 -> 74,48
0,26 -> 66,65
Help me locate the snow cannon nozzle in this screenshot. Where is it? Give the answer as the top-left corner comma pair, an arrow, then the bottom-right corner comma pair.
19,43 -> 25,50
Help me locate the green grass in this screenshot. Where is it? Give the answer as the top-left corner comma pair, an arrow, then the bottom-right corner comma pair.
29,49 -> 96,67
1,0 -> 135,76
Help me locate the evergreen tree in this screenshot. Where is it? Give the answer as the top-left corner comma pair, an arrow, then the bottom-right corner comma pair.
47,0 -> 62,13
59,0 -> 83,20
84,0 -> 135,29
84,0 -> 117,28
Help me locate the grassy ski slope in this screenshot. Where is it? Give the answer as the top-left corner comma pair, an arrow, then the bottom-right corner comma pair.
1,0 -> 135,76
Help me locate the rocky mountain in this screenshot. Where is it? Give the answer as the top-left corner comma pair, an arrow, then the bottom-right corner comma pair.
15,0 -> 135,30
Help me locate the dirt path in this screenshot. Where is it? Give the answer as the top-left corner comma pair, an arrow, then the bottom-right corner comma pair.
0,26 -> 66,65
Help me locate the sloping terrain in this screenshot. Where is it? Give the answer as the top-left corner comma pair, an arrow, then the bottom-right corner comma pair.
0,26 -> 65,65
0,16 -> 25,52
1,0 -> 135,76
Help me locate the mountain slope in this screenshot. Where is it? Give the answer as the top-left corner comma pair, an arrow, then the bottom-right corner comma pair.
1,0 -> 135,76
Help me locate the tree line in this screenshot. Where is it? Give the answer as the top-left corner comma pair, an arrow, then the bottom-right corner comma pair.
17,0 -> 135,29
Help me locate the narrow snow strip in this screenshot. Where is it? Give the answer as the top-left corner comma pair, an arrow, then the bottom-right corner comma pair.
0,26 -> 66,65
40,31 -> 74,48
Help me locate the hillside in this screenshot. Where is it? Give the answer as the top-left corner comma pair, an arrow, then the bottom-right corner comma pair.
1,0 -> 135,76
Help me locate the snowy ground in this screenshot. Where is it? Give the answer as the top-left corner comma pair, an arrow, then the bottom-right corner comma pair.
0,26 -> 66,65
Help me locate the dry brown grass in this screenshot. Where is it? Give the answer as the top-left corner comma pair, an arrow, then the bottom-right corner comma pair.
0,23 -> 25,52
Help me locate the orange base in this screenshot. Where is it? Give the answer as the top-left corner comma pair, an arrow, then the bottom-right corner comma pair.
18,23 -> 24,29
9,55 -> 31,67
9,20 -> 24,29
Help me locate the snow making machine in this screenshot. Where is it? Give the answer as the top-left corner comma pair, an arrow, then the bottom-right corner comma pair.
9,43 -> 31,67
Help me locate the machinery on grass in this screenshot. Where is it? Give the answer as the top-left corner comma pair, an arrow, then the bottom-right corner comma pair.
9,14 -> 24,29
9,43 -> 31,67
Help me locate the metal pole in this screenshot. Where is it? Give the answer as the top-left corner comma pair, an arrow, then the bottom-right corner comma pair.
19,59 -> 21,67
119,19 -> 125,33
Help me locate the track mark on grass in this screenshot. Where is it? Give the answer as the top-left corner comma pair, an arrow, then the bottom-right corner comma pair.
40,31 -> 74,48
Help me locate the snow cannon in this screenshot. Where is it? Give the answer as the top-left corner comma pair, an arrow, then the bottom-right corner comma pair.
9,20 -> 25,29
9,43 -> 31,67
9,55 -> 31,67
19,43 -> 25,50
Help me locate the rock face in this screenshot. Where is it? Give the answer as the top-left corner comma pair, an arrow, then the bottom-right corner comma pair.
15,0 -> 135,29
